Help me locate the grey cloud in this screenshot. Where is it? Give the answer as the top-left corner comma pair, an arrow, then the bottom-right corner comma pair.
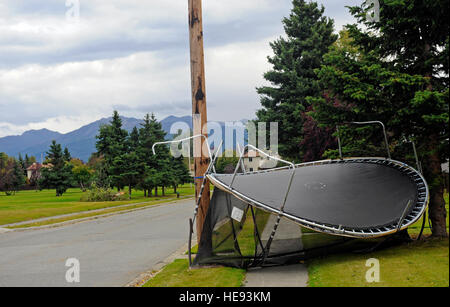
113,101 -> 192,115
8,0 -> 67,15
0,1 -> 292,68
0,1 -> 357,136
0,98 -> 68,125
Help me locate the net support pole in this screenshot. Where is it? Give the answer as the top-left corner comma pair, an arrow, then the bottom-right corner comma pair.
188,0 -> 211,246
338,121 -> 391,160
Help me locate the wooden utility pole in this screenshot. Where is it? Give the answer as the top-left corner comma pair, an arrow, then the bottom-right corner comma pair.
188,0 -> 211,245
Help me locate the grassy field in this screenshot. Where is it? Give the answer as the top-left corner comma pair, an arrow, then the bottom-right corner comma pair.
307,193 -> 449,287
0,185 -> 195,226
307,238 -> 449,287
143,259 -> 245,287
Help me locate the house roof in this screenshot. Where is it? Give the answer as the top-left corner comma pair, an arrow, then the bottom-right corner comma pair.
243,150 -> 261,158
26,163 -> 42,171
26,162 -> 53,171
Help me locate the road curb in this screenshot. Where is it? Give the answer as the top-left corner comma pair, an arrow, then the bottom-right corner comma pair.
0,228 -> 11,234
2,197 -> 195,233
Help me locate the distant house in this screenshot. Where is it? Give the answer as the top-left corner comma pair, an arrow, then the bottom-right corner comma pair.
26,163 -> 43,180
242,150 -> 280,173
26,163 -> 52,180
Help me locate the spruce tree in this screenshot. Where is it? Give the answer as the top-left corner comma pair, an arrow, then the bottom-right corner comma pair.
311,1 -> 449,237
120,127 -> 143,199
39,141 -> 74,196
18,154 -> 25,174
138,113 -> 169,196
256,0 -> 337,161
0,153 -> 14,195
11,160 -> 26,194
171,156 -> 192,194
96,111 -> 129,190
63,147 -> 72,162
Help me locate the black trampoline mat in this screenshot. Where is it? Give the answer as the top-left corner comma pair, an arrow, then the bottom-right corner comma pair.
211,162 -> 419,230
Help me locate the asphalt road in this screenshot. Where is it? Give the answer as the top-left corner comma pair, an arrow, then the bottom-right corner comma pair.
0,199 -> 195,287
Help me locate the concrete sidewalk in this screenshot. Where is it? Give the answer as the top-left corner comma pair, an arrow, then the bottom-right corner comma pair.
244,215 -> 308,287
244,264 -> 308,287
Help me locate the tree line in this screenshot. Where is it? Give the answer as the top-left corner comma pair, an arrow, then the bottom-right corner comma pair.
0,153 -> 30,195
94,111 -> 191,198
1,112 -> 192,199
257,0 -> 448,237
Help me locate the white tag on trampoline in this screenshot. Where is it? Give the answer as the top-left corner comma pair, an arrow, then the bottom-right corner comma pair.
231,207 -> 244,222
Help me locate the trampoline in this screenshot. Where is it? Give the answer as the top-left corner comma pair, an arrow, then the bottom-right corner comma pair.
207,157 -> 428,238
153,121 -> 429,268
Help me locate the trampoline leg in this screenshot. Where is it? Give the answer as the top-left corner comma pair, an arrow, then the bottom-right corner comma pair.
188,218 -> 193,267
261,215 -> 282,266
417,212 -> 426,241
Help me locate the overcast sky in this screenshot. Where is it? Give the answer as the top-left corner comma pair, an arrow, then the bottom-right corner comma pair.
0,0 -> 361,137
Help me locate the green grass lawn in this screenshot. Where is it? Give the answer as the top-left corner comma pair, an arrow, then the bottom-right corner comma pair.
143,259 -> 245,287
0,185 -> 195,226
307,193 -> 449,287
307,238 -> 449,287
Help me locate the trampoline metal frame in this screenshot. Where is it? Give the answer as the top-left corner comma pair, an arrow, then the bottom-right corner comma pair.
151,126 -> 429,240
208,157 -> 429,239
337,121 -> 391,160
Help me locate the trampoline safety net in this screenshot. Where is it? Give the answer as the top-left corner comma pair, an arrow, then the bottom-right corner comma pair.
193,188 -> 354,269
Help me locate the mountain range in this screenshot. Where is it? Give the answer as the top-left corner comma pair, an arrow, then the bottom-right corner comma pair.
0,116 -> 247,162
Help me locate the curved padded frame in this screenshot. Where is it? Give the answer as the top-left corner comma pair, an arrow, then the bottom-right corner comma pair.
207,157 -> 429,239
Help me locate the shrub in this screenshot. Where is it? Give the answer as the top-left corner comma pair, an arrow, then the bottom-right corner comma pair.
80,184 -> 128,202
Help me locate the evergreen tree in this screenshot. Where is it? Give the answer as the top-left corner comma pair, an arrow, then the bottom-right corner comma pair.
256,0 -> 337,161
11,160 -> 26,194
18,154 -> 25,175
120,127 -> 143,199
171,156 -> 192,193
24,154 -> 31,167
0,153 -> 15,195
311,1 -> 449,237
63,147 -> 72,162
39,141 -> 74,196
138,113 -> 169,196
96,111 -> 129,190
